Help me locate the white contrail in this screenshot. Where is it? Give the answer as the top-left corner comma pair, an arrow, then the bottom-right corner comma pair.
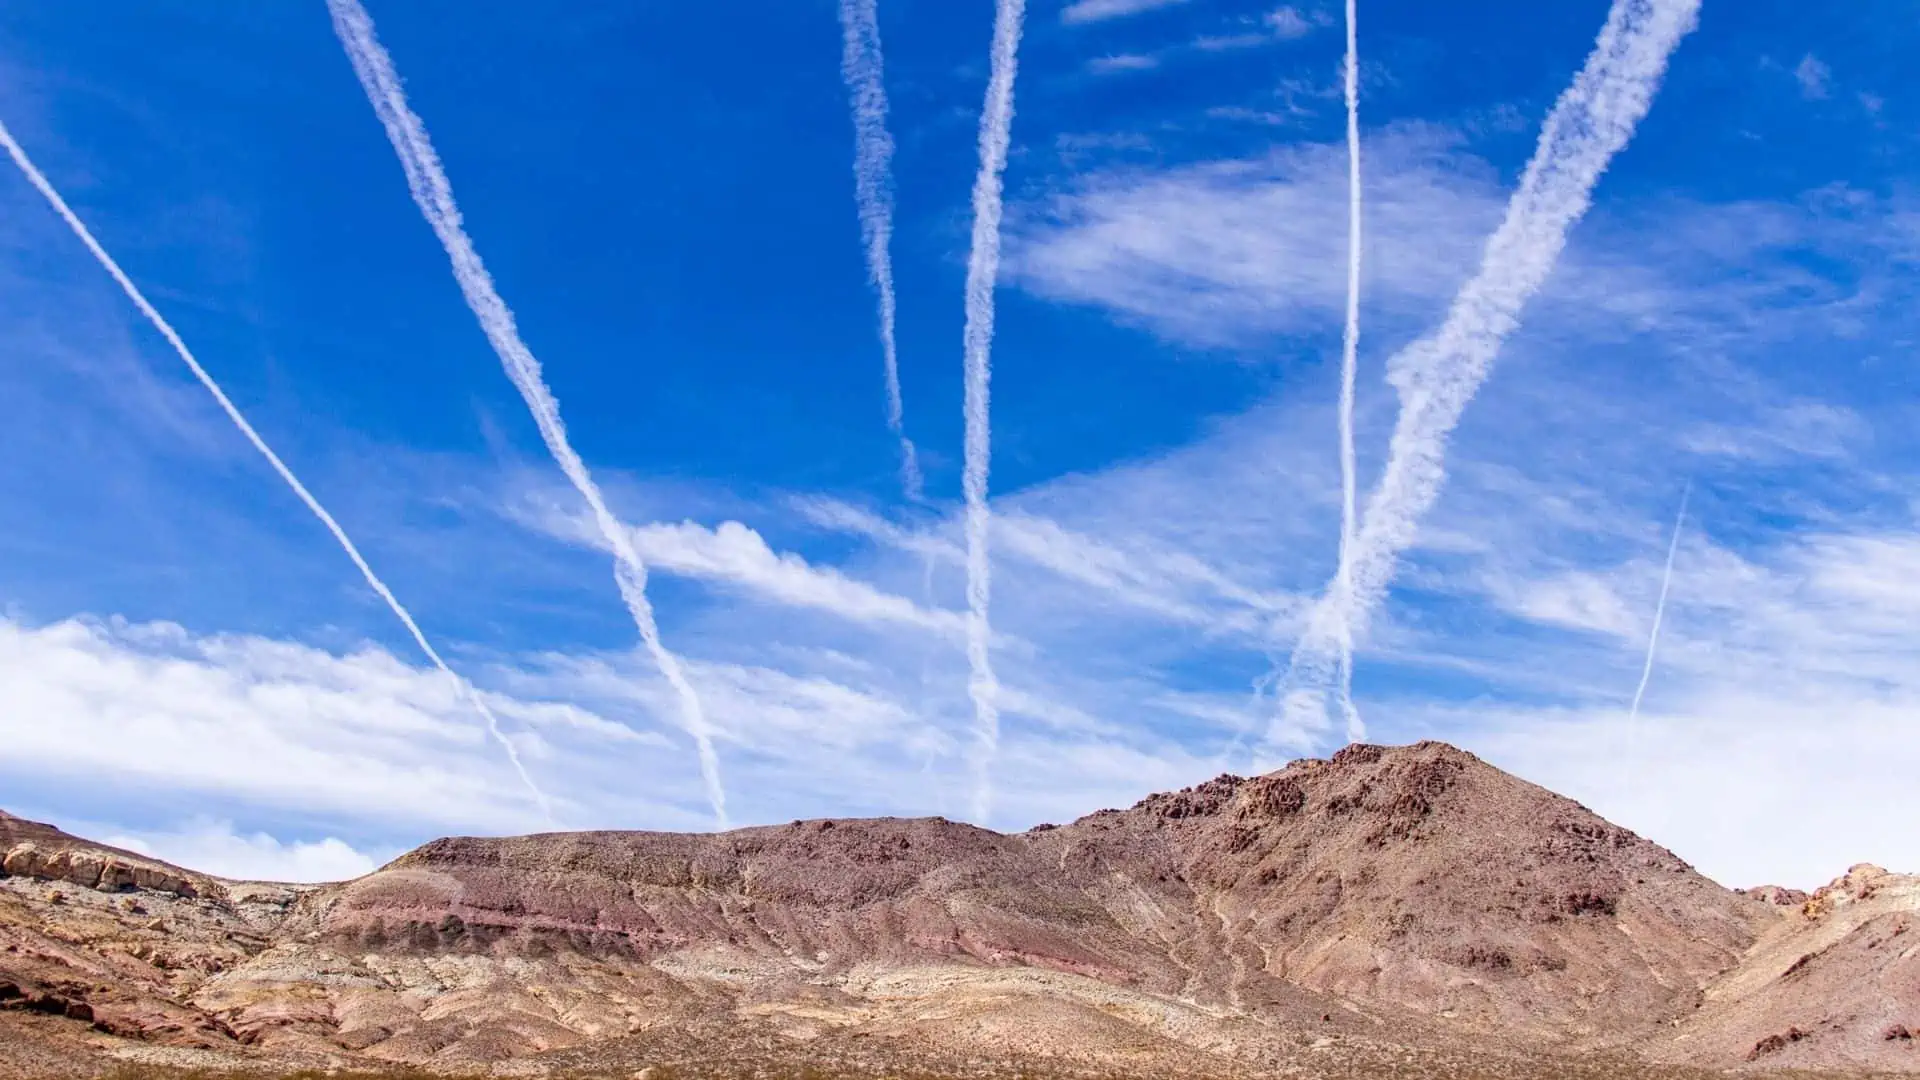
1627,481 -> 1689,726
328,0 -> 728,827
0,117 -> 552,820
838,0 -> 925,502
1331,0 -> 1363,744
1266,0 -> 1701,750
959,0 -> 1028,823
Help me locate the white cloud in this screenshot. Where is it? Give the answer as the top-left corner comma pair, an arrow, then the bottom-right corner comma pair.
105,821 -> 387,884
1794,54 -> 1831,100
0,615 -> 565,832
1006,128 -> 1503,346
1264,6 -> 1316,39
1502,570 -> 1642,640
1389,478 -> 1920,889
1204,105 -> 1308,127
1061,0 -> 1188,25
631,520 -> 968,636
992,729 -> 1225,827
794,497 -> 1295,638
1603,530 -> 1920,696
1010,129 -> 1911,359
494,646 -> 1256,832
1680,401 -> 1864,463
791,497 -> 963,563
1089,53 -> 1161,74
513,491 -> 968,638
10,139 -> 1920,889
993,510 -> 1293,632
1801,534 -> 1920,618
1191,7 -> 1323,50
0,610 -> 1216,838
1193,33 -> 1272,51
1467,700 -> 1920,892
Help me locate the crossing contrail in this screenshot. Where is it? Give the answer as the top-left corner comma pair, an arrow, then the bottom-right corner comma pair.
838,0 -> 925,502
328,0 -> 728,827
0,117 -> 552,820
1332,0 -> 1364,744
1266,0 -> 1701,751
1627,481 -> 1689,726
959,0 -> 1028,823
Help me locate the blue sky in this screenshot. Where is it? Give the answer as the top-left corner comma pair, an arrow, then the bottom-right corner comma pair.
1,0 -> 1916,889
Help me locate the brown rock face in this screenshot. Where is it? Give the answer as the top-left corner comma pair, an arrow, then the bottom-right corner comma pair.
1023,741 -> 1765,1039
1742,884 -> 1813,907
1,812 -> 208,899
0,744 -> 1913,1078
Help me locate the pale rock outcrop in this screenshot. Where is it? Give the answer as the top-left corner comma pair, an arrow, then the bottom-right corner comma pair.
1,842 -> 202,899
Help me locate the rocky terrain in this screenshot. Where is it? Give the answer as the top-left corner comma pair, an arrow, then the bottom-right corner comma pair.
2,741 -> 1915,1079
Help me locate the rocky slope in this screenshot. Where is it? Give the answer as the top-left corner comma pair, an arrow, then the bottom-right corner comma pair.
1663,864 -> 1920,1068
2,742 -> 1915,1078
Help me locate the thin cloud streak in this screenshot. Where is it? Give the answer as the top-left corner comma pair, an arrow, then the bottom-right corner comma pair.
328,0 -> 728,826
630,520 -> 968,636
959,0 -> 1028,823
1332,0 -> 1364,743
1060,0 -> 1187,25
0,116 -> 552,820
1627,482 -> 1688,729
1267,0 -> 1702,751
791,497 -> 966,564
838,0 -> 924,501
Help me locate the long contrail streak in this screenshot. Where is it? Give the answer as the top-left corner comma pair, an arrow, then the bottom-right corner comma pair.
1266,0 -> 1701,751
328,0 -> 728,826
0,118 -> 551,819
1627,482 -> 1689,726
838,0 -> 924,502
959,0 -> 1028,822
1332,0 -> 1364,743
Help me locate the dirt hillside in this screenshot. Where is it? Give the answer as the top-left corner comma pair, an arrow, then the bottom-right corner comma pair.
2,743 -> 1914,1078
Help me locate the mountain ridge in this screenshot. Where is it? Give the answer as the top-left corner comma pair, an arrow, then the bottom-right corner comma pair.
2,741 -> 1915,1078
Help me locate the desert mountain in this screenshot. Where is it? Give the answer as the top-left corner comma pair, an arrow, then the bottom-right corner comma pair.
2,742 -> 1915,1078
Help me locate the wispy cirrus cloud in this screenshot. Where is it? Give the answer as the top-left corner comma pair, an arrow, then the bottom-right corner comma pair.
1497,569 -> 1644,641
993,510 -> 1295,632
329,0 -> 724,826
1345,398 -> 1920,892
1088,53 -> 1161,74
1060,0 -> 1188,26
1194,6 -> 1326,51
1073,6 -> 1327,76
790,496 -> 963,564
632,519 -> 967,636
8,0 -> 1920,899
1009,130 -> 1920,364
792,495 -> 1294,636
1006,128 -> 1505,347
518,491 -> 969,637
0,116 -> 552,816
1433,522 -> 1920,888
1681,401 -> 1865,463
